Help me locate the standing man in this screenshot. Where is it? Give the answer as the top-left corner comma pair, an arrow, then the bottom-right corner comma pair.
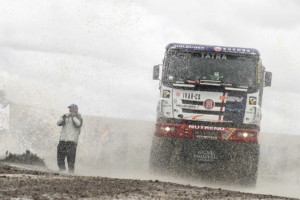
57,104 -> 83,173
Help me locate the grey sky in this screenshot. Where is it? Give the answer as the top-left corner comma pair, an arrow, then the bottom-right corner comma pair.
0,0 -> 300,134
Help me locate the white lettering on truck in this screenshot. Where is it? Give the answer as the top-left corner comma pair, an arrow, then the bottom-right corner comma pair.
188,125 -> 225,131
200,53 -> 227,60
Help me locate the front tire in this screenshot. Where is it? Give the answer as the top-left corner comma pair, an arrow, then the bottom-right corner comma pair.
226,142 -> 259,187
149,136 -> 174,175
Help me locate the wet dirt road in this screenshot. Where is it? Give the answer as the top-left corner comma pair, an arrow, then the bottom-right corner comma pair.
0,163 -> 298,200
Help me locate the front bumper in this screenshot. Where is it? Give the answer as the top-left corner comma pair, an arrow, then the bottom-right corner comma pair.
155,122 -> 259,144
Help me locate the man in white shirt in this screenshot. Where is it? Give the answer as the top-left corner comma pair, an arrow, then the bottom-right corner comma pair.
57,104 -> 83,173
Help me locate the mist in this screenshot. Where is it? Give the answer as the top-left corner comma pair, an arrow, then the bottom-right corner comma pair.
1,0 -> 300,133
1,0 -> 300,199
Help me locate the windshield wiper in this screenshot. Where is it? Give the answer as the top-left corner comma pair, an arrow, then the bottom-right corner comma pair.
172,83 -> 196,88
200,80 -> 245,87
170,79 -> 196,87
170,78 -> 248,90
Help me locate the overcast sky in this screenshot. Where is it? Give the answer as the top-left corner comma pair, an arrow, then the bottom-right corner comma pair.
0,0 -> 300,134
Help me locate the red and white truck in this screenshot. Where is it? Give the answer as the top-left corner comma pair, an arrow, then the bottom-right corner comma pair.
150,43 -> 272,186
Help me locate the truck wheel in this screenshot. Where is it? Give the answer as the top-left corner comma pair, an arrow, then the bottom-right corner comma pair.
226,142 -> 259,187
149,136 -> 174,175
238,147 -> 259,187
237,144 -> 259,187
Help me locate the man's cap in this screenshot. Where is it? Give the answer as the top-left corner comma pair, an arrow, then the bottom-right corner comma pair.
68,104 -> 78,109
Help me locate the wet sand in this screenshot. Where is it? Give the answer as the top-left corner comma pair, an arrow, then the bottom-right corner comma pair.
0,163 -> 298,200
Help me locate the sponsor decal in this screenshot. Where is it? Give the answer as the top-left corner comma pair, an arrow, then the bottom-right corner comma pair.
162,100 -> 171,108
162,90 -> 170,98
225,107 -> 243,112
222,128 -> 236,140
162,100 -> 169,105
222,47 -> 252,54
182,115 -> 203,120
177,104 -> 197,109
171,44 -> 205,51
219,96 -> 227,101
175,92 -> 181,97
249,96 -> 257,105
168,44 -> 257,55
204,99 -> 215,109
182,93 -> 201,100
196,135 -> 218,140
227,96 -> 244,102
188,125 -> 225,131
214,47 -> 222,52
161,100 -> 171,109
200,53 -> 227,60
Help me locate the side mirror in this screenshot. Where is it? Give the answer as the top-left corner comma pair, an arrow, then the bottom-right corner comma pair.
153,65 -> 160,80
264,71 -> 272,87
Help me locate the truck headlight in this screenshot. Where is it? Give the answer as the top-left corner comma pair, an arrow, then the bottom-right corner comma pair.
237,131 -> 256,138
160,126 -> 176,132
167,126 -> 176,132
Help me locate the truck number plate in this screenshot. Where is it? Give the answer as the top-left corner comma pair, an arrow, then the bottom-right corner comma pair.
193,150 -> 217,162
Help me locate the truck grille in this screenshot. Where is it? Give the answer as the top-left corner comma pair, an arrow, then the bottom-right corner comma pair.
182,100 -> 225,107
182,109 -> 223,115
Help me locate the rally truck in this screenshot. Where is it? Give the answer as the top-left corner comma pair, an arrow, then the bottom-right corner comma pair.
150,43 -> 272,186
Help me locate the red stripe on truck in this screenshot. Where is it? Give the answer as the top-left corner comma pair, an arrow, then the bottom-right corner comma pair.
219,92 -> 226,120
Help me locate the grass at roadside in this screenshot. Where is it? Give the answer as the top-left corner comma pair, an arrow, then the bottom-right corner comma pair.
0,150 -> 46,167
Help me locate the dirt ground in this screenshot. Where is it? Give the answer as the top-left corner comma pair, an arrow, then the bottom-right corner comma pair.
0,163 -> 298,200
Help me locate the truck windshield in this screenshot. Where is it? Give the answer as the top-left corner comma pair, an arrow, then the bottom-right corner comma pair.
163,51 -> 257,89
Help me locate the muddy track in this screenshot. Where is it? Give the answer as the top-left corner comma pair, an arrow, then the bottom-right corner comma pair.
0,163 -> 297,200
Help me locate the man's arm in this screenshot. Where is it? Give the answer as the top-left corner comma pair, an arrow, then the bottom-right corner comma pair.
57,115 -> 66,126
72,114 -> 83,128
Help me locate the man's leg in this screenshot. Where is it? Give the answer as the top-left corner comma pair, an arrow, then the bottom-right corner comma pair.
66,142 -> 77,173
57,141 -> 67,171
